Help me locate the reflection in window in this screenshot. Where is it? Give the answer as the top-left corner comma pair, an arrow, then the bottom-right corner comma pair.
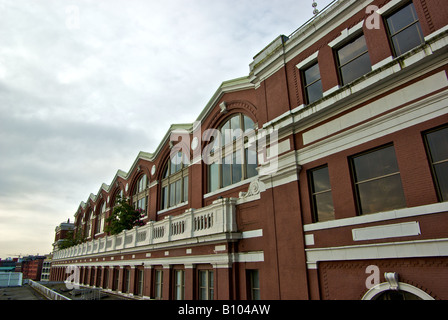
351,145 -> 406,215
308,165 -> 335,222
303,62 -> 323,104
336,34 -> 371,85
207,114 -> 258,193
161,152 -> 189,210
386,2 -> 424,57
424,126 -> 448,202
133,174 -> 148,216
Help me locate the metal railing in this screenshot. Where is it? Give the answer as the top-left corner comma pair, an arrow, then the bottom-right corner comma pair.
28,280 -> 71,300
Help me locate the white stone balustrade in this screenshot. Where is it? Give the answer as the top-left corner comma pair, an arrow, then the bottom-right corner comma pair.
53,198 -> 238,260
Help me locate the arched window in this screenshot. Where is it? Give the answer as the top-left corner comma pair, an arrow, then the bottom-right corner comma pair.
160,152 -> 189,210
207,113 -> 258,193
85,209 -> 93,239
133,174 -> 148,217
95,201 -> 106,234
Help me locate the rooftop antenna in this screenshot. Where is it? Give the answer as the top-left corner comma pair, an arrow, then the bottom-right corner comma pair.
312,1 -> 319,15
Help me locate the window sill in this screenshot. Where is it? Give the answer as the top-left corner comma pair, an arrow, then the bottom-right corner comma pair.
203,176 -> 257,199
157,201 -> 188,215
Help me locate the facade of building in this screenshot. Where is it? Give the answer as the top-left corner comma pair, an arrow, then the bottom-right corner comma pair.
18,256 -> 47,281
50,0 -> 448,300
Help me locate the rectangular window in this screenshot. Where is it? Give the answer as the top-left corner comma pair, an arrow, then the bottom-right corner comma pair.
303,62 -> 323,104
124,268 -> 130,293
336,34 -> 372,85
308,165 -> 335,222
424,125 -> 448,202
137,269 -> 144,296
351,145 -> 406,215
198,270 -> 214,300
386,2 -> 424,57
155,270 -> 163,300
247,270 -> 260,300
174,270 -> 185,300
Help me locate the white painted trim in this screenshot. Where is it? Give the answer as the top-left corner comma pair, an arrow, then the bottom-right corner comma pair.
302,71 -> 448,145
242,229 -> 263,239
296,51 -> 319,70
371,56 -> 394,70
328,20 -> 364,48
376,0 -> 407,16
352,222 -> 421,241
424,25 -> 448,42
305,238 -> 448,269
297,87 -> 448,165
63,251 -> 264,268
362,282 -> 435,300
304,202 -> 448,232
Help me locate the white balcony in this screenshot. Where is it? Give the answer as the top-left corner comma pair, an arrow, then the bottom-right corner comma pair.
53,198 -> 238,260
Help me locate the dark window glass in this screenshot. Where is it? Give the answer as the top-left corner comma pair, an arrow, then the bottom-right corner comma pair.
303,63 -> 323,104
424,126 -> 448,202
309,166 -> 335,222
351,145 -> 406,215
247,270 -> 260,300
336,35 -> 371,85
386,2 -> 424,56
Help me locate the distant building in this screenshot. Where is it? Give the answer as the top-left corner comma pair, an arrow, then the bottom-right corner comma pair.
50,0 -> 448,300
40,257 -> 52,282
53,220 -> 75,251
19,256 -> 47,281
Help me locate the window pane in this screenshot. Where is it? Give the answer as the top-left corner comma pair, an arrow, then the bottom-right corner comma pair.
246,148 -> 258,178
175,180 -> 181,205
337,35 -> 368,66
386,3 -> 419,35
306,79 -> 323,104
357,174 -> 406,214
183,176 -> 188,202
221,121 -> 230,146
314,191 -> 335,222
209,163 -> 219,192
352,146 -> 400,182
340,51 -> 371,85
310,166 -> 331,193
244,115 -> 255,131
161,186 -> 168,209
222,155 -> 232,187
391,23 -> 424,56
169,183 -> 176,206
304,63 -> 321,85
230,115 -> 241,130
434,162 -> 448,201
426,127 -> 448,163
232,151 -> 242,183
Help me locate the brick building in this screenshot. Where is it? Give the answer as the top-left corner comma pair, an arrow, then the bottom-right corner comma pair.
50,0 -> 448,300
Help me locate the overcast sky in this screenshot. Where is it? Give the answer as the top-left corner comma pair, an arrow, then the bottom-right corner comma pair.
0,0 -> 334,260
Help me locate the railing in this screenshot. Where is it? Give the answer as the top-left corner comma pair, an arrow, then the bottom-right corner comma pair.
29,280 -> 71,300
53,198 -> 237,260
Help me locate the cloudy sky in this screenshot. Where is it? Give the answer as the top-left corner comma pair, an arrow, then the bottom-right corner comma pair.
0,0 -> 334,260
